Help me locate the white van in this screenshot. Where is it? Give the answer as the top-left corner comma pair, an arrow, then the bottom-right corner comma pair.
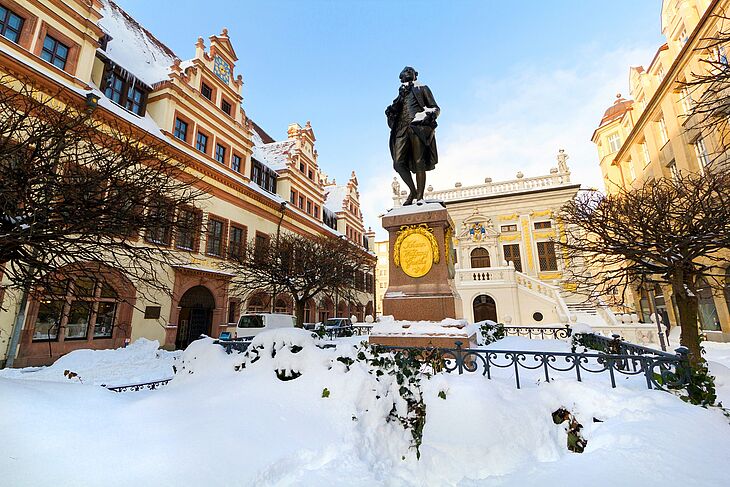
232,313 -> 297,339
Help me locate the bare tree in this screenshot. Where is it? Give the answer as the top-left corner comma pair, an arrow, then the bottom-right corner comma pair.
0,75 -> 205,302
227,232 -> 374,326
559,170 -> 730,363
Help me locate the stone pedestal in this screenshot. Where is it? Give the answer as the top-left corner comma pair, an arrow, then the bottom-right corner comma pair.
381,202 -> 462,321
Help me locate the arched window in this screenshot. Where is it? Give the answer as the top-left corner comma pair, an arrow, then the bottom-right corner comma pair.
470,248 -> 491,269
274,299 -> 288,314
247,294 -> 266,312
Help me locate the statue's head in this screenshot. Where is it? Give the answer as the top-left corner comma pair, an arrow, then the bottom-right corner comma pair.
399,66 -> 418,83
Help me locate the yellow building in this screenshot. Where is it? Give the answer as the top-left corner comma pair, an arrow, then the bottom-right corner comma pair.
0,0 -> 373,366
373,239 -> 389,316
592,0 -> 730,339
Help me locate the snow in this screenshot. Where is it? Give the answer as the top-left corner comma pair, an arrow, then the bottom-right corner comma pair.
323,184 -> 349,213
98,0 -> 177,86
371,317 -> 478,339
387,201 -> 446,216
703,341 -> 730,406
1,331 -> 729,486
0,338 -> 179,387
251,140 -> 295,171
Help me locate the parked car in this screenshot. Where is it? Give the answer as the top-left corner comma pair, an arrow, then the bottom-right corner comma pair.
323,317 -> 354,338
230,313 -> 297,340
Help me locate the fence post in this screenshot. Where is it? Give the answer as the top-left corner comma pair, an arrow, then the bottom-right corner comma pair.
675,346 -> 691,386
455,341 -> 464,375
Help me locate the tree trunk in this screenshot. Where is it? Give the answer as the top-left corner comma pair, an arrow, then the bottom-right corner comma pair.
671,281 -> 702,365
294,300 -> 305,328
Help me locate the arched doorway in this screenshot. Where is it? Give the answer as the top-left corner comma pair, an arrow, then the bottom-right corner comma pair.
470,247 -> 491,268
473,294 -> 497,323
176,285 -> 215,349
319,298 -> 334,323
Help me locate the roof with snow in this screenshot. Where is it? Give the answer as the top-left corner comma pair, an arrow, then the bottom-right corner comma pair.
98,0 -> 178,86
324,184 -> 349,213
252,140 -> 295,171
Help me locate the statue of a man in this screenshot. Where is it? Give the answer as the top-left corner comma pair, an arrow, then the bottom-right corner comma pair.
385,66 -> 440,205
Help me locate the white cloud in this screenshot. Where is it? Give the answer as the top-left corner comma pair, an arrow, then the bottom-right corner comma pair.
359,44 -> 658,240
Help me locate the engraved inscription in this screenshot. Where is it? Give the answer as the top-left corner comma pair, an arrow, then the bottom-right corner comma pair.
399,233 -> 433,278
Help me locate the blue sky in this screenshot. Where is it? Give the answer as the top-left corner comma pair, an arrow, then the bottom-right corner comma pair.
116,0 -> 666,236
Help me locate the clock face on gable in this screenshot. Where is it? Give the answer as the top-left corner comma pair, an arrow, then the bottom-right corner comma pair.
213,55 -> 231,83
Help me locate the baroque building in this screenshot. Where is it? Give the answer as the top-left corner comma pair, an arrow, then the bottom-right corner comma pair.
381,152 -> 660,346
591,0 -> 730,340
0,0 -> 374,366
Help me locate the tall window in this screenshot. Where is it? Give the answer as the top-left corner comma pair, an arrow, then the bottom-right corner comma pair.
201,82 -> 213,100
255,233 -> 270,259
290,190 -> 296,204
503,244 -> 522,272
658,117 -> 669,145
32,278 -> 119,342
470,248 -> 491,268
298,195 -> 304,209
231,154 -> 241,173
641,142 -> 651,166
628,158 -> 636,181
146,200 -> 173,245
607,133 -> 621,153
668,160 -> 680,181
306,201 -> 312,214
680,86 -> 694,114
537,241 -> 558,272
196,132 -> 208,153
694,137 -> 710,171
41,35 -> 69,70
228,225 -> 245,260
215,143 -> 226,164
206,218 -> 224,256
175,207 -> 199,251
174,118 -> 188,141
0,6 -> 24,43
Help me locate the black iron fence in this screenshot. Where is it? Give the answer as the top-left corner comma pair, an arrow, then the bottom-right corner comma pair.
502,324 -> 572,340
105,378 -> 172,392
373,341 -> 691,391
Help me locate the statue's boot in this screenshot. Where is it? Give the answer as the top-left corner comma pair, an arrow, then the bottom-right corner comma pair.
415,171 -> 426,203
396,167 -> 417,205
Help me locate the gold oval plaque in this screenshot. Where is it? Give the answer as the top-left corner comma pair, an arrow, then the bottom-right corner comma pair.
399,232 -> 434,278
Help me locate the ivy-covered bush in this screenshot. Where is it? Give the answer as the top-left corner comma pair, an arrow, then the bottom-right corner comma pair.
478,320 -> 505,345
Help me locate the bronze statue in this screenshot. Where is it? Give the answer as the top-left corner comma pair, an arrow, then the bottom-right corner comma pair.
386,66 -> 440,205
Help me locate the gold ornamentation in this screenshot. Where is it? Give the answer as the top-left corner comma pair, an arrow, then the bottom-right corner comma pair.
530,209 -> 553,218
522,218 -> 534,271
538,271 -> 563,280
499,213 -> 519,221
393,224 -> 439,278
533,230 -> 556,240
498,233 -> 522,242
445,227 -> 453,266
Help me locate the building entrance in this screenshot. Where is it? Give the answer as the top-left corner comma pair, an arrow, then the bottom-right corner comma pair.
176,285 -> 215,349
473,294 -> 497,323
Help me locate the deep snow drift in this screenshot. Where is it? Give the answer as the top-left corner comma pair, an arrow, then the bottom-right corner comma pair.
1,331 -> 729,486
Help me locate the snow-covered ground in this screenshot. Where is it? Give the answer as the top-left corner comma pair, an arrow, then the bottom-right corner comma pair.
1,332 -> 729,486
0,338 -> 179,387
704,341 -> 730,406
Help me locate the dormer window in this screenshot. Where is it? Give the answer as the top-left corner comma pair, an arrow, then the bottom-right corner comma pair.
201,82 -> 213,100
102,64 -> 150,116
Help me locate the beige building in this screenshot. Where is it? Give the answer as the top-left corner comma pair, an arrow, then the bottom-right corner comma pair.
377,152 -> 660,345
592,0 -> 730,340
0,0 -> 373,366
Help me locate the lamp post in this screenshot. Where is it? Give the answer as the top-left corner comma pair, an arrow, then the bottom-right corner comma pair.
271,201 -> 287,313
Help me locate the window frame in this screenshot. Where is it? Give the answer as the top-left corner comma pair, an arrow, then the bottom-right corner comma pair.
195,130 -> 210,154
0,5 -> 24,44
536,241 -> 558,272
503,244 -> 522,272
173,117 -> 189,142
215,143 -> 227,165
201,81 -> 214,101
205,215 -> 227,258
40,33 -> 69,70
221,98 -> 232,116
231,153 -> 242,173
228,224 -> 247,260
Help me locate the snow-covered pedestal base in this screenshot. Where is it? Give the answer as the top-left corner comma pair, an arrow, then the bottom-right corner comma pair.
369,317 -> 478,349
